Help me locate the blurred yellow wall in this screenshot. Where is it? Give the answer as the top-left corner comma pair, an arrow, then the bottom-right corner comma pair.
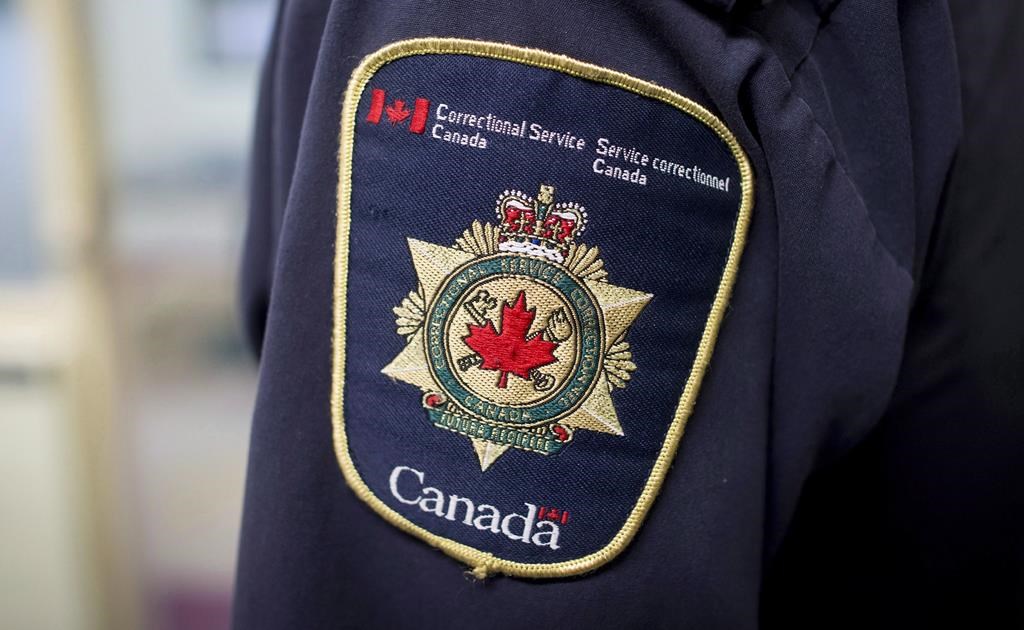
0,1 -> 270,628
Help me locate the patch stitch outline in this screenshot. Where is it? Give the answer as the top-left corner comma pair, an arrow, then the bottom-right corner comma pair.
332,38 -> 754,579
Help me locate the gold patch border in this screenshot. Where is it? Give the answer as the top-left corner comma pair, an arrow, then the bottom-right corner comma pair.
331,38 -> 754,579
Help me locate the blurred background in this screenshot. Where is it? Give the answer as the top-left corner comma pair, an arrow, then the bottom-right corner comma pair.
0,0 -> 274,628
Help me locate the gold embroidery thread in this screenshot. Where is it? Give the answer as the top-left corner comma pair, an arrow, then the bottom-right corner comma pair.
331,38 -> 754,579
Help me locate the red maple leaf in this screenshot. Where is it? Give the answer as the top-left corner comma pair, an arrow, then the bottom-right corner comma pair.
385,99 -> 411,124
463,291 -> 558,389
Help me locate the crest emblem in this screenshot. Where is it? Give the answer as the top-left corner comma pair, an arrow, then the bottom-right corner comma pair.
383,185 -> 651,470
332,38 -> 753,578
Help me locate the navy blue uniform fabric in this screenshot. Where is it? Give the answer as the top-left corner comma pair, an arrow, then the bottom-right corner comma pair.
232,1 -> 1013,627
761,2 -> 1024,627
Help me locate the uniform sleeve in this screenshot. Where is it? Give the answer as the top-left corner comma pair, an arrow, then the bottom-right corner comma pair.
232,2 -> 969,628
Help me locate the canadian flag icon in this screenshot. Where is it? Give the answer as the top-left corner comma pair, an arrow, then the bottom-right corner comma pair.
366,88 -> 430,134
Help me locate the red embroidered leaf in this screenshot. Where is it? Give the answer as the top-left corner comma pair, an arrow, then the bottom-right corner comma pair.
385,99 -> 412,124
463,291 -> 558,388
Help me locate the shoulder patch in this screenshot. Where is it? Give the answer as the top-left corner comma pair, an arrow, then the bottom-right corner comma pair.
332,39 -> 752,579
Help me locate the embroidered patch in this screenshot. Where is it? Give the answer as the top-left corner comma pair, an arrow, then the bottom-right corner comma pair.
332,39 -> 752,579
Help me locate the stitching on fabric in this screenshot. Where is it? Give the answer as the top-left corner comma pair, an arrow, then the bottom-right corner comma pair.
331,38 -> 755,579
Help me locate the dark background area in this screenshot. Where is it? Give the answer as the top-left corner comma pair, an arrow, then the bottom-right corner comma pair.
762,2 -> 1024,627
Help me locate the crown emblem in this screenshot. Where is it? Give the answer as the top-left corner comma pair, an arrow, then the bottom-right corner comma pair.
496,185 -> 587,263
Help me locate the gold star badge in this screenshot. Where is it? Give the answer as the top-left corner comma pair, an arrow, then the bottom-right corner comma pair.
383,186 -> 651,470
